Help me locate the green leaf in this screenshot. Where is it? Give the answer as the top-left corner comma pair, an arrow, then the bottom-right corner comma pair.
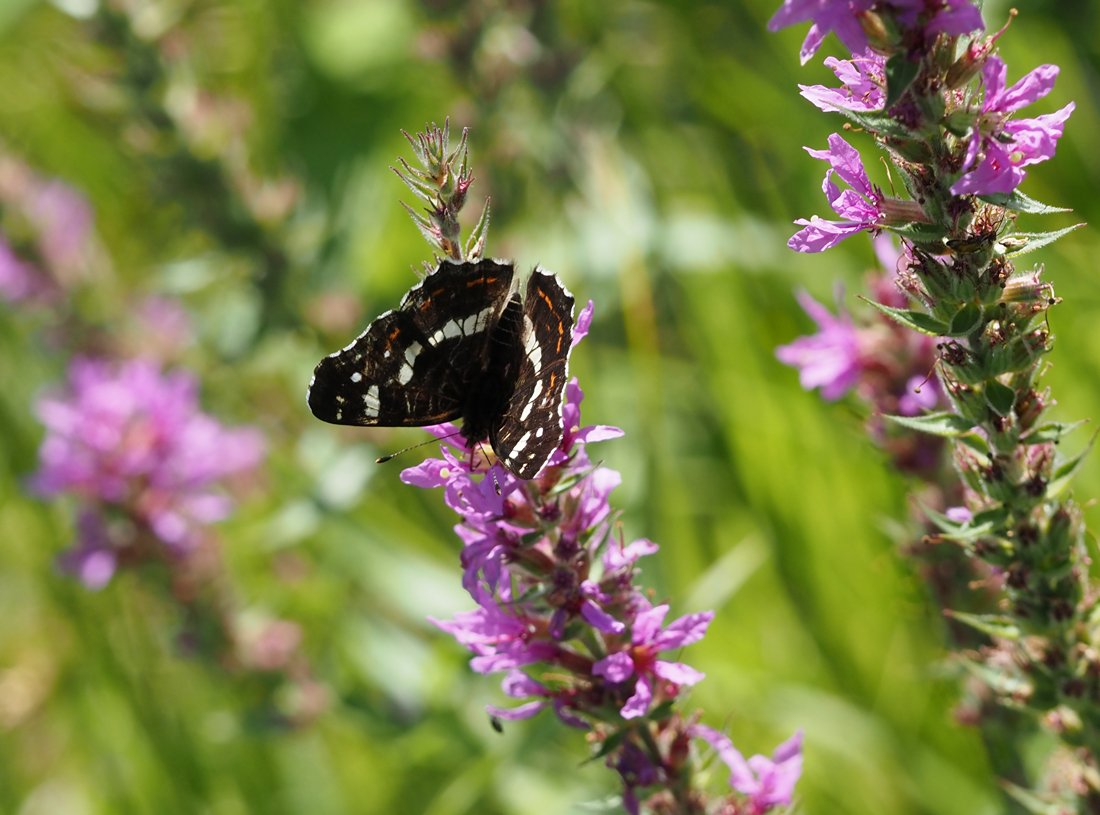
1020,420 -> 1088,445
985,381 -> 1015,416
945,610 -> 1020,640
860,297 -> 948,335
978,190 -> 1072,215
1046,432 -> 1097,500
464,197 -> 492,260
891,222 -> 949,245
884,411 -> 975,437
1002,224 -> 1085,257
948,302 -> 982,335
884,54 -> 919,109
957,432 -> 991,456
959,656 -> 1030,698
1001,782 -> 1071,815
831,109 -> 917,141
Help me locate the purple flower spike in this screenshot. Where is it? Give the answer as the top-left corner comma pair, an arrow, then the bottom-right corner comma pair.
775,290 -> 861,400
692,725 -> 804,812
789,134 -> 886,253
32,357 -> 264,586
951,57 -> 1075,196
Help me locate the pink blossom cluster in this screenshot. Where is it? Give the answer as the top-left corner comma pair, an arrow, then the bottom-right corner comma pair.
32,357 -> 265,588
402,303 -> 802,812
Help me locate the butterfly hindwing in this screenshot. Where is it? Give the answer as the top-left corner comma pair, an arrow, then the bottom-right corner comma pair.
491,269 -> 575,479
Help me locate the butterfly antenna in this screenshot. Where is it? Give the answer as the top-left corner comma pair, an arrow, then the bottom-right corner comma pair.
376,429 -> 463,465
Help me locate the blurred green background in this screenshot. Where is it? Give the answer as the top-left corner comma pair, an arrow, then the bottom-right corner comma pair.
1,1 -> 1098,813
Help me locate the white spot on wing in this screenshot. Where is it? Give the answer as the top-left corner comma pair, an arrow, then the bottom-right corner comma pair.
508,431 -> 532,461
398,341 -> 422,385
519,378 -> 544,422
363,385 -> 380,418
523,315 -> 542,371
429,319 -> 464,346
350,372 -> 362,383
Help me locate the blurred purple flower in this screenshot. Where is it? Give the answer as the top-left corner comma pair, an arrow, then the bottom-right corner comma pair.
692,725 -> 804,813
776,290 -> 861,400
26,179 -> 94,271
592,602 -> 713,719
789,134 -> 886,253
951,57 -> 1075,196
0,237 -> 47,302
897,373 -> 939,416
32,357 -> 264,586
945,505 -> 974,524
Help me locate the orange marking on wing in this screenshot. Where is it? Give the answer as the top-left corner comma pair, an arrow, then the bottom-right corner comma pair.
388,327 -> 401,342
548,371 -> 556,391
468,275 -> 496,288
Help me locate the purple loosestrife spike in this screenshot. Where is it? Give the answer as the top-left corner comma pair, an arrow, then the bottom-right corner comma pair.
951,57 -> 1075,196
32,357 -> 264,587
404,291 -> 799,808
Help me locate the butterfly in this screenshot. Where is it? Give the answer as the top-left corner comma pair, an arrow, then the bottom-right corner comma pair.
307,258 -> 575,479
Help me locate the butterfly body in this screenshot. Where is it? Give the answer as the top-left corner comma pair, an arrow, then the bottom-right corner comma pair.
307,258 -> 575,479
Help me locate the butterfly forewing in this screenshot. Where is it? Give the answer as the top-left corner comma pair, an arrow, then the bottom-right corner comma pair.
307,259 -> 515,428
491,269 -> 575,479
308,258 -> 576,480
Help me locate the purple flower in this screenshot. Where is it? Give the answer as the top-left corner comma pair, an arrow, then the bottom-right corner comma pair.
775,291 -> 861,400
768,0 -> 875,65
945,505 -> 973,524
789,134 -> 886,253
692,725 -> 804,813
431,600 -> 558,675
571,299 -> 595,348
799,52 -> 886,113
32,357 -> 264,586
770,1 -> 983,64
951,57 -> 1075,196
890,0 -> 983,37
592,602 -> 713,719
